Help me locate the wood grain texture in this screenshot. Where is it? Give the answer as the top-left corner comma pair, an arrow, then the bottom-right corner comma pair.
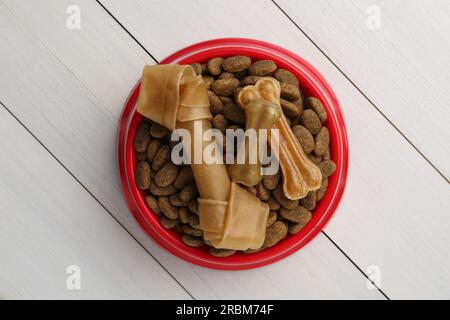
99,0 -> 450,299
0,107 -> 190,300
0,0 -> 382,299
276,0 -> 450,180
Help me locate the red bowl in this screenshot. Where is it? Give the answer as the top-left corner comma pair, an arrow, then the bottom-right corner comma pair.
118,38 -> 348,270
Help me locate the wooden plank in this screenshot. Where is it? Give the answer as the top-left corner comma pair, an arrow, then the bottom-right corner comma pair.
276,0 -> 450,180
0,107 -> 190,299
98,0 -> 450,298
0,0 -> 382,299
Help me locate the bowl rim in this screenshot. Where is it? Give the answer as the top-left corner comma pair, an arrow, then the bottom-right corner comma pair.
118,38 -> 349,270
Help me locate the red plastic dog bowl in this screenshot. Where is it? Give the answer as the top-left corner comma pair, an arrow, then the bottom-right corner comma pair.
118,38 -> 348,270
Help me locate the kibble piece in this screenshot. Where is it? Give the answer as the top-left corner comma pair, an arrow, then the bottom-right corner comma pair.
188,214 -> 201,229
202,75 -> 214,89
234,69 -> 248,79
305,97 -> 327,123
135,161 -> 151,190
256,183 -> 270,201
314,127 -> 330,156
212,114 -> 228,131
201,63 -> 208,74
280,82 -> 301,101
280,99 -> 301,119
301,109 -> 322,135
274,69 -> 299,87
267,196 -> 281,211
155,162 -> 179,187
262,171 -> 280,191
179,183 -> 198,202
209,247 -> 236,257
280,206 -> 311,223
316,178 -> 329,201
264,221 -> 288,247
307,153 -> 322,165
149,183 -> 177,196
218,72 -> 235,80
240,76 -> 261,86
190,63 -> 203,75
136,152 -> 147,161
147,139 -> 162,163
208,90 -> 224,115
160,216 -> 179,229
169,193 -> 189,207
133,122 -> 151,153
178,207 -> 190,224
183,225 -> 203,237
207,57 -> 224,76
145,195 -> 161,215
219,96 -> 233,105
152,145 -> 171,171
188,199 -> 199,215
222,55 -> 252,72
211,78 -> 240,96
249,60 -> 277,76
318,160 -> 336,178
266,211 -> 277,228
223,103 -> 245,124
181,235 -> 204,247
150,123 -> 169,139
158,197 -> 178,220
300,192 -> 316,211
243,247 -> 265,254
288,212 -> 312,234
292,125 -> 314,154
323,149 -> 331,161
174,166 -> 194,189
273,185 -> 299,209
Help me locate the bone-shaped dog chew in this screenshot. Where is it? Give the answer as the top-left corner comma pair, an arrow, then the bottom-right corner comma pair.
237,78 -> 322,200
135,64 -> 269,250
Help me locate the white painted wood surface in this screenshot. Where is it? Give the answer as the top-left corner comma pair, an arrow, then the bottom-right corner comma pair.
0,0 -> 448,299
276,0 -> 450,180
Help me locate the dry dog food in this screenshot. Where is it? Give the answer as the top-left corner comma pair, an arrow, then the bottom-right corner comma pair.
133,56 -> 336,257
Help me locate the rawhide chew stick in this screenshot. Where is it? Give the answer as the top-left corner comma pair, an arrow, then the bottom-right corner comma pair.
136,64 -> 269,250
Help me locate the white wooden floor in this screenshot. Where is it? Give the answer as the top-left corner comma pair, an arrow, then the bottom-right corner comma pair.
0,0 -> 449,300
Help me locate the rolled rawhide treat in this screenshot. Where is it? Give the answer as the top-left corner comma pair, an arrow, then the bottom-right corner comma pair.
237,78 -> 322,200
136,64 -> 269,250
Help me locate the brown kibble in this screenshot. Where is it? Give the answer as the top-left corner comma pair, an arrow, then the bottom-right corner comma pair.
212,114 -> 228,131
136,152 -> 147,161
150,123 -> 169,139
316,178 -> 329,201
307,153 -> 322,165
147,139 -> 162,163
145,195 -> 161,215
280,82 -> 301,101
179,183 -> 198,202
202,75 -> 214,89
240,76 -> 261,86
155,162 -> 179,187
323,149 -> 331,161
160,216 -> 179,229
207,57 -> 224,76
209,247 -> 236,257
249,60 -> 277,76
158,197 -> 178,220
149,183 -> 177,196
188,199 -> 199,215
288,212 -> 312,234
133,122 -> 151,153
301,109 -> 322,134
264,221 -> 288,247
262,171 -> 280,191
179,207 -> 190,224
280,206 -> 311,223
305,97 -> 327,123
256,183 -> 270,201
181,235 -> 204,247
190,63 -> 203,75
219,72 -> 235,80
174,166 -> 194,189
318,160 -> 336,178
234,69 -> 248,79
183,225 -> 203,237
314,127 -> 330,156
267,196 -> 281,211
201,63 -> 208,74
300,192 -> 317,211
223,103 -> 245,124
135,161 -> 151,190
208,90 -> 224,115
273,185 -> 299,209
266,211 -> 277,228
219,96 -> 233,105
223,55 -> 251,72
211,78 -> 240,96
292,125 -> 314,154
274,69 -> 299,87
280,99 -> 301,119
188,214 -> 201,229
243,247 -> 266,254
152,145 -> 171,171
169,193 -> 189,207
